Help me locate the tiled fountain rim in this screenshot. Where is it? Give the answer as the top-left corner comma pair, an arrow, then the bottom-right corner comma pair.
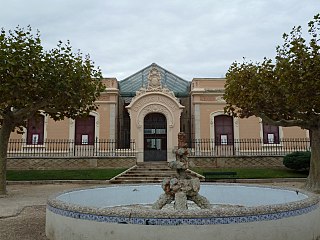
47,183 -> 320,219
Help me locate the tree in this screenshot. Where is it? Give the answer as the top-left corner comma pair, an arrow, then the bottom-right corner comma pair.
0,26 -> 104,194
224,14 -> 320,192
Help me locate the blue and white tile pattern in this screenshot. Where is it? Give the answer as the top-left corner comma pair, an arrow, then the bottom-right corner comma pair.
48,203 -> 318,225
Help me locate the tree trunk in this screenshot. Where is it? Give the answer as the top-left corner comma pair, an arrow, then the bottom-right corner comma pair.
0,116 -> 15,195
305,128 -> 320,193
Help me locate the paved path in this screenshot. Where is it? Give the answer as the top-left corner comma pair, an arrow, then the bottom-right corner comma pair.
0,183 -> 97,240
0,183 -> 99,218
0,181 -> 306,240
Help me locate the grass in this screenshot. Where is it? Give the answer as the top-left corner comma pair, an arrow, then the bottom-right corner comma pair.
6,167 -> 308,181
191,168 -> 308,179
7,168 -> 127,181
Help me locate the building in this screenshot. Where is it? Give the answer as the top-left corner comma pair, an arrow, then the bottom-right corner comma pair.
9,63 -> 309,162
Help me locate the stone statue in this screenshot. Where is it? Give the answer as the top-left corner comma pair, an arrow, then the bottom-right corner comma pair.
152,132 -> 211,210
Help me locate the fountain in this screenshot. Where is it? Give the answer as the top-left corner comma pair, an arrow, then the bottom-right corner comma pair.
152,132 -> 211,210
46,133 -> 320,240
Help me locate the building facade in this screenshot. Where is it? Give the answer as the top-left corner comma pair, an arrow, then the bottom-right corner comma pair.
9,63 -> 309,162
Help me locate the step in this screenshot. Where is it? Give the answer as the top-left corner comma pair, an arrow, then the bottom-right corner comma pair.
125,171 -> 176,174
136,164 -> 170,169
110,179 -> 163,184
116,177 -> 163,181
117,174 -> 171,178
110,163 -> 203,184
116,175 -> 198,181
134,167 -> 172,171
128,170 -> 175,173
125,169 -> 175,172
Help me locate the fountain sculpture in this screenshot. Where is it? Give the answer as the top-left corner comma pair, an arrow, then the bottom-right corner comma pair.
152,132 -> 211,210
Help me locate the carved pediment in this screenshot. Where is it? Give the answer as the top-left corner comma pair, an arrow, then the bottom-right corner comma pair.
148,66 -> 161,89
133,66 -> 176,99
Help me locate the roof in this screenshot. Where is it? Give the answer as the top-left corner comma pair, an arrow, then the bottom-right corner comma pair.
119,63 -> 190,99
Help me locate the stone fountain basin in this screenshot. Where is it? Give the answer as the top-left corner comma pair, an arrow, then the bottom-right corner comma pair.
46,183 -> 320,240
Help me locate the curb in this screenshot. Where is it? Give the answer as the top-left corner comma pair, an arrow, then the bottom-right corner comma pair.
6,178 -> 306,185
235,178 -> 306,183
7,180 -> 110,185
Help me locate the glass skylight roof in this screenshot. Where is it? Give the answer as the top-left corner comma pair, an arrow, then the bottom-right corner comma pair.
119,63 -> 190,100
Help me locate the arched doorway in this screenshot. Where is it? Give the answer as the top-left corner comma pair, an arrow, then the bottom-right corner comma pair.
26,115 -> 45,145
75,116 -> 95,145
214,115 -> 234,145
214,115 -> 234,156
144,113 -> 167,161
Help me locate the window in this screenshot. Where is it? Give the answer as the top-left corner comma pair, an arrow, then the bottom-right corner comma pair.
214,115 -> 234,145
26,115 -> 45,145
262,122 -> 280,144
75,116 -> 95,145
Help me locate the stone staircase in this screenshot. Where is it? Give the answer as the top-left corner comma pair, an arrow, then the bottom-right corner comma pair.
109,162 -> 204,184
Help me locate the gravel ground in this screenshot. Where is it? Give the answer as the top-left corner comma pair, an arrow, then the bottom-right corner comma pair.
0,181 -> 306,240
0,183 -> 98,240
0,205 -> 48,240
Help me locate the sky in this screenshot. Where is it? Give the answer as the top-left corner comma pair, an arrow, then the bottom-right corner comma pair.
1,0 -> 320,80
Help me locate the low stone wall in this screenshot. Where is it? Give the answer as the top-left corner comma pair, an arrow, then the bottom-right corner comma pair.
7,156 -> 284,170
7,157 -> 136,170
189,156 -> 285,168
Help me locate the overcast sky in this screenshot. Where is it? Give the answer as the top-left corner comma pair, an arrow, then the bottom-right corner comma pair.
1,0 -> 320,80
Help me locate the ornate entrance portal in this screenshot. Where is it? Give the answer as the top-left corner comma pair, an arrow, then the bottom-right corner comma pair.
144,113 -> 167,161
126,65 -> 185,162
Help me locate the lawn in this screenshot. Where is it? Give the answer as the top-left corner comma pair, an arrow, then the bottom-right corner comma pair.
7,168 -> 127,181
6,167 -> 308,181
191,168 -> 308,179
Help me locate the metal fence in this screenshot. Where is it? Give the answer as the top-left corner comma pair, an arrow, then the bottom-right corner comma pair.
7,138 -> 311,158
7,139 -> 136,157
188,138 -> 311,157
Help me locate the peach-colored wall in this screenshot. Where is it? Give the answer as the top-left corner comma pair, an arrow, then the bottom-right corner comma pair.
101,78 -> 118,89
96,103 -> 110,139
282,126 -> 308,138
7,75 -> 120,141
191,77 -> 309,140
239,117 -> 261,139
192,78 -> 226,89
7,76 -> 310,143
10,130 -> 23,139
96,79 -> 119,139
47,118 -> 69,139
199,104 -> 225,139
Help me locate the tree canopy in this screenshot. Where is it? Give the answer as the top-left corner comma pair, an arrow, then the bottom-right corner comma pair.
0,26 -> 105,194
224,14 -> 320,192
0,26 -> 104,124
225,14 -> 320,129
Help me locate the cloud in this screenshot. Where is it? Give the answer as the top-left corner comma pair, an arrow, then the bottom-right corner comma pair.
1,0 -> 320,80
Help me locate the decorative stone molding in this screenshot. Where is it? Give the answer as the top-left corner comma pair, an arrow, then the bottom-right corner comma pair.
148,65 -> 161,88
134,85 -> 176,99
204,88 -> 225,93
215,96 -> 225,103
136,103 -> 174,128
131,66 -> 176,102
234,118 -> 239,127
98,95 -> 110,101
198,95 -> 225,103
131,94 -> 180,113
200,96 -> 216,101
125,65 -> 185,162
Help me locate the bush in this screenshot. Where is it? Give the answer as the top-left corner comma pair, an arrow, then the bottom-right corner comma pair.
283,151 -> 311,171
